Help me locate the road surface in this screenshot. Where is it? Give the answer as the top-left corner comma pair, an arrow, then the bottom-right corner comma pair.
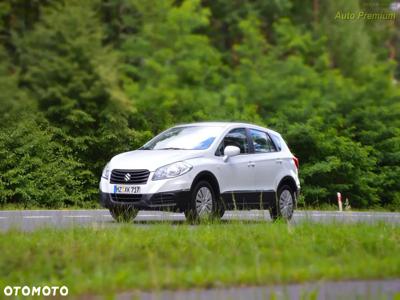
114,279 -> 400,300
0,209 -> 399,231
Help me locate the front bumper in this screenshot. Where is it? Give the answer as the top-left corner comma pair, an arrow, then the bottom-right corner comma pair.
99,190 -> 191,212
99,169 -> 194,211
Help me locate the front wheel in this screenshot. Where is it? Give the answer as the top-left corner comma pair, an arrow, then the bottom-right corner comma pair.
184,181 -> 223,223
270,185 -> 295,221
109,206 -> 138,223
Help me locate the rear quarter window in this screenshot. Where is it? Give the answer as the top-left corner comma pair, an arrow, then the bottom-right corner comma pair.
269,133 -> 282,151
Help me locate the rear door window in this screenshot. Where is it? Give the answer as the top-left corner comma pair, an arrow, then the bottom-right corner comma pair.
249,129 -> 277,153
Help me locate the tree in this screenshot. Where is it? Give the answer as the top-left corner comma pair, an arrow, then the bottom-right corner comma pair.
15,0 -> 137,203
0,0 -> 398,209
320,0 -> 375,78
121,0 -> 224,132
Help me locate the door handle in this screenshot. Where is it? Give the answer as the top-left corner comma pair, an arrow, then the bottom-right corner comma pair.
248,162 -> 255,167
275,159 -> 283,164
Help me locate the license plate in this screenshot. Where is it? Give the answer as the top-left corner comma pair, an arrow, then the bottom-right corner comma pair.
113,185 -> 141,194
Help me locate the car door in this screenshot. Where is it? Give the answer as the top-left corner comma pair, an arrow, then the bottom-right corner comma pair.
215,128 -> 256,209
248,128 -> 282,208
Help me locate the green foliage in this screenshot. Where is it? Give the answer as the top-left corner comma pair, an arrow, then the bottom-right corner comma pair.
121,0 -> 224,131
0,117 -> 84,207
320,0 -> 375,77
0,0 -> 399,209
13,0 -> 139,204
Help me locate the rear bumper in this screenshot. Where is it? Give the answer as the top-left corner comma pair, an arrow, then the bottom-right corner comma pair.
99,190 -> 191,212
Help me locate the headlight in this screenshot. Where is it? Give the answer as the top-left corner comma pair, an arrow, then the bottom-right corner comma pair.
152,162 -> 192,181
102,163 -> 110,180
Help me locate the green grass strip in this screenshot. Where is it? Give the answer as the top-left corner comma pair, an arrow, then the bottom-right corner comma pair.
0,222 -> 399,295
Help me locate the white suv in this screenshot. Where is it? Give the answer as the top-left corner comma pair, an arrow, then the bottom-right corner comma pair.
99,122 -> 300,222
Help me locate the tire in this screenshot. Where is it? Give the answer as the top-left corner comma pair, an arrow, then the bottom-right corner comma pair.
269,185 -> 295,221
184,180 -> 223,223
109,206 -> 138,223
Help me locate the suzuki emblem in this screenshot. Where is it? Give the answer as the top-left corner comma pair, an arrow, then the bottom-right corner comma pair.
124,173 -> 131,182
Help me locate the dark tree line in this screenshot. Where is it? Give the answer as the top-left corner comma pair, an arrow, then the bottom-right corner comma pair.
0,0 -> 399,209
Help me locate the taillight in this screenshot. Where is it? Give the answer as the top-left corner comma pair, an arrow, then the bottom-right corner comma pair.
293,156 -> 299,169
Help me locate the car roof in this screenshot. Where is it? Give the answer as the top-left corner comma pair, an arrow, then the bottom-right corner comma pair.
174,122 -> 281,136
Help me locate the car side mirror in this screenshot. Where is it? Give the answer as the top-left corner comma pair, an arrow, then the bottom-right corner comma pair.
223,145 -> 240,162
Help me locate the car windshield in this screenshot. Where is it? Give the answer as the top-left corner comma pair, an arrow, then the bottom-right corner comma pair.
140,126 -> 225,150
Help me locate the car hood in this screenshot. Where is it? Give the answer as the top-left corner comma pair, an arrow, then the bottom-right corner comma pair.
109,150 -> 204,171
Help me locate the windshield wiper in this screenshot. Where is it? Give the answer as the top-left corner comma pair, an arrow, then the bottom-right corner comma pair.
157,147 -> 187,150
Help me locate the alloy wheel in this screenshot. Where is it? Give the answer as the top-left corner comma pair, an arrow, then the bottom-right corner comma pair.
195,186 -> 213,217
279,189 -> 294,219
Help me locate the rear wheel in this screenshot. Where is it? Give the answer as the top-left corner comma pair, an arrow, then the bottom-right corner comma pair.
185,181 -> 223,223
270,185 -> 295,221
109,206 -> 138,223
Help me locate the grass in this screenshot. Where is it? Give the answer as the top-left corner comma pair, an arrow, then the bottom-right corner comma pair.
0,221 -> 399,297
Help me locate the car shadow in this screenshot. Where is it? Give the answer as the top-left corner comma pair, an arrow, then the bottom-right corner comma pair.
130,219 -> 271,225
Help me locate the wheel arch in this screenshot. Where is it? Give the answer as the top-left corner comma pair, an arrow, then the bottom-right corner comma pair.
191,171 -> 221,198
277,176 -> 298,203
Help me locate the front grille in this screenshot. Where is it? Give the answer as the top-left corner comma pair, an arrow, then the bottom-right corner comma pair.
110,169 -> 150,184
111,194 -> 143,202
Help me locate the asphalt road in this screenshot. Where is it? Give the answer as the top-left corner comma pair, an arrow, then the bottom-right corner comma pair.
0,209 -> 399,231
114,279 -> 400,300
